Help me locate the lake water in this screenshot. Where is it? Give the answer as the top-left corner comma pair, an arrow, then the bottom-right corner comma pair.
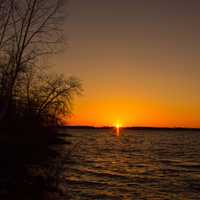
62,128 -> 200,199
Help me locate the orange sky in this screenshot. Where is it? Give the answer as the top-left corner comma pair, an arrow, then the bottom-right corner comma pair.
66,95 -> 200,128
53,1 -> 200,128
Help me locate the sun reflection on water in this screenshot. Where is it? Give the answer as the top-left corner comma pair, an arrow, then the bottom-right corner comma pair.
115,124 -> 121,136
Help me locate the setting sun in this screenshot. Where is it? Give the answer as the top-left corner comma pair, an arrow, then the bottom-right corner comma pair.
116,124 -> 120,129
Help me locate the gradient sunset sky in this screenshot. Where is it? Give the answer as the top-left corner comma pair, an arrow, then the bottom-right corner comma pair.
53,0 -> 200,127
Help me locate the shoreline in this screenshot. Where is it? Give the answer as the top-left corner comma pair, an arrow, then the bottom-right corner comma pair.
63,126 -> 200,131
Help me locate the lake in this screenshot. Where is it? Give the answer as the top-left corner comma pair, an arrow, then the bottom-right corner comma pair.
62,128 -> 200,199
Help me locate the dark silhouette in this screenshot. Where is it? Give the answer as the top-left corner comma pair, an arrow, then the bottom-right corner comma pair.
0,0 -> 81,199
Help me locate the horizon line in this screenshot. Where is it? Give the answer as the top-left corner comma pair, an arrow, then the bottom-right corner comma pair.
64,125 -> 200,130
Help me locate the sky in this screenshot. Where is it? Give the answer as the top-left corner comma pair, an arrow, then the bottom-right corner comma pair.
53,0 -> 200,127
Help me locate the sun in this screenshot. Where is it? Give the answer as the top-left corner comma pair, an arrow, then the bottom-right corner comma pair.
115,123 -> 121,129
115,123 -> 122,136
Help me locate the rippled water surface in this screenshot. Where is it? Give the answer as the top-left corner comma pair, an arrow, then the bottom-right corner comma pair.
63,128 -> 200,199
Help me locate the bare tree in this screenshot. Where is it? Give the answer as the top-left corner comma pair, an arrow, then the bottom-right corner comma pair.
0,0 -> 72,123
25,73 -> 82,125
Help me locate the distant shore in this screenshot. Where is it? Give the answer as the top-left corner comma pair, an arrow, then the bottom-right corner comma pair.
63,126 -> 200,131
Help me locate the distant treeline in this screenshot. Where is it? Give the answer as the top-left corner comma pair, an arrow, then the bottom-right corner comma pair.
64,126 -> 200,131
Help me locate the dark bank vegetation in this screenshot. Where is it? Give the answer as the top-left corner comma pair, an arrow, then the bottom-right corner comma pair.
0,0 -> 81,199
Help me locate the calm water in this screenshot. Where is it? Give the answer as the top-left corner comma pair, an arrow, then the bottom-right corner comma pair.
62,128 -> 200,200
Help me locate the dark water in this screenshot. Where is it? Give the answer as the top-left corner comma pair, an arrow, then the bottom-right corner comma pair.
63,128 -> 200,200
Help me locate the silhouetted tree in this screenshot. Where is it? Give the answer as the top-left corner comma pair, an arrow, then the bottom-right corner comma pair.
22,72 -> 82,126
0,1 -> 80,198
0,0 -> 81,131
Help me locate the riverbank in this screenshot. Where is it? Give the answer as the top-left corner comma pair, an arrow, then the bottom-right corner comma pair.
0,128 -> 70,200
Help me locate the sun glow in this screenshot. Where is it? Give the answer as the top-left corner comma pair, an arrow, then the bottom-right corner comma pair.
115,121 -> 122,129
115,123 -> 121,136
116,124 -> 120,129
